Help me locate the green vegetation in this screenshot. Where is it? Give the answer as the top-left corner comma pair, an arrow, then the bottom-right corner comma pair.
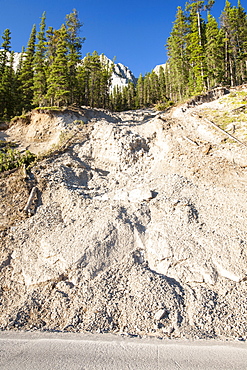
0,1 -> 247,117
10,113 -> 30,125
155,101 -> 174,111
0,10 -> 114,119
0,141 -> 36,172
73,119 -> 84,125
166,0 -> 247,102
33,106 -> 64,111
203,92 -> 247,136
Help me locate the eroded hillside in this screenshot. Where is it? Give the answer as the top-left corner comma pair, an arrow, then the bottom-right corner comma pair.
0,88 -> 247,340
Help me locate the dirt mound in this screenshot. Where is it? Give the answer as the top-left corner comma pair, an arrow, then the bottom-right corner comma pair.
0,92 -> 247,340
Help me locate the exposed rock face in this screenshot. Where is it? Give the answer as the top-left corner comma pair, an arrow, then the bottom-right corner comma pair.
100,55 -> 137,89
153,63 -> 166,74
0,91 -> 247,340
111,62 -> 137,89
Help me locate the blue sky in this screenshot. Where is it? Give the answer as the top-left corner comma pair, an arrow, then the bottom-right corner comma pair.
0,0 -> 235,76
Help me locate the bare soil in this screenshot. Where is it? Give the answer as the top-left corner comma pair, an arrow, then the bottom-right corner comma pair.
0,89 -> 247,340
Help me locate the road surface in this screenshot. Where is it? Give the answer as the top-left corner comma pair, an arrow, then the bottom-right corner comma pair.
0,332 -> 246,369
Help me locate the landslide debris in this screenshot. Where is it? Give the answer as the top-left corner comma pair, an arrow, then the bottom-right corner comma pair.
0,89 -> 247,340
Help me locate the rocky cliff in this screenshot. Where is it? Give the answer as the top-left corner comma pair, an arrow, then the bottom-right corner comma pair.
100,55 -> 137,89
0,88 -> 247,340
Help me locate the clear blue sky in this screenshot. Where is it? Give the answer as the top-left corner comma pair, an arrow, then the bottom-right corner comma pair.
0,0 -> 235,76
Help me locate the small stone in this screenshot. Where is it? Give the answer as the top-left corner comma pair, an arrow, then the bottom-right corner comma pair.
154,309 -> 167,321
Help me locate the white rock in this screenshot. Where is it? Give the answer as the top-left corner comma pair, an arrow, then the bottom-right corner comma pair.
128,188 -> 153,203
154,309 -> 167,321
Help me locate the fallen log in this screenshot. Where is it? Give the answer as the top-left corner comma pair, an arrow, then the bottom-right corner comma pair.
183,136 -> 199,146
203,118 -> 247,147
24,186 -> 37,214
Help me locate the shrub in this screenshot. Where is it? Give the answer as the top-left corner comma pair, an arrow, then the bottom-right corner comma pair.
0,142 -> 36,172
155,101 -> 174,111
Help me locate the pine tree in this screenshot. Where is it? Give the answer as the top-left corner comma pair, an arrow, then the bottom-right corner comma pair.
205,13 -> 224,88
143,73 -> 151,106
46,24 -> 70,106
18,24 -> 36,112
236,0 -> 247,83
65,9 -> 85,104
83,51 -> 101,107
0,32 -> 18,119
0,29 -> 11,119
110,85 -> 123,111
186,0 -> 215,45
0,29 -> 11,74
0,52 -> 18,119
186,2 -> 208,94
136,74 -> 145,108
77,56 -> 90,106
157,66 -> 167,101
78,52 -> 112,108
99,55 -> 113,109
221,0 -> 247,86
221,0 -> 237,86
33,12 -> 47,107
166,6 -> 189,100
46,27 -> 57,66
126,82 -> 136,109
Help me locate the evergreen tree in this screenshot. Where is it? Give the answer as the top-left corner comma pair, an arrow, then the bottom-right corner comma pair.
0,32 -> 18,119
151,70 -> 162,102
78,52 -> 112,108
186,1 -> 210,94
136,74 -> 145,108
46,24 -> 70,106
205,13 -> 224,88
46,27 -> 58,66
236,0 -> 247,83
143,73 -> 151,105
0,52 -> 18,119
99,55 -> 113,108
0,29 -> 11,74
186,0 -> 215,46
65,9 -> 85,104
33,12 -> 47,107
166,6 -> 189,100
126,82 -> 136,109
157,66 -> 167,101
80,51 -> 101,107
221,0 -> 247,86
0,29 -> 12,119
221,0 -> 237,86
18,24 -> 36,112
110,85 -> 123,111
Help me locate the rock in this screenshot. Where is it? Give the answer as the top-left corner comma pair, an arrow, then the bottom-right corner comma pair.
154,309 -> 168,321
1,92 -> 247,340
128,188 -> 153,203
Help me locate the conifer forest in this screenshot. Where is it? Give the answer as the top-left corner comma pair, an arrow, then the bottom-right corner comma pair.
0,1 -> 247,121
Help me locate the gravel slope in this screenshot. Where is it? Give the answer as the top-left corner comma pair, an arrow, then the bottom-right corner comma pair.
0,89 -> 247,340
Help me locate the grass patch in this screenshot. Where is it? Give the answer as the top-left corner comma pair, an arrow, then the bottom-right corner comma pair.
220,91 -> 247,107
10,113 -> 31,126
155,101 -> 174,111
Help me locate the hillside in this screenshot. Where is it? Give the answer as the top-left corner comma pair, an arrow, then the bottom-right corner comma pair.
0,87 -> 247,340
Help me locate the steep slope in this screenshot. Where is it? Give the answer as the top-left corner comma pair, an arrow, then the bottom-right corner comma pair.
0,89 -> 247,340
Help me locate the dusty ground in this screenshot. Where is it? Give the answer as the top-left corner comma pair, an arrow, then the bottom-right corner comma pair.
0,88 -> 247,340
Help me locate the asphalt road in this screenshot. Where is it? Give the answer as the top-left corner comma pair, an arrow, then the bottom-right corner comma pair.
0,332 -> 246,369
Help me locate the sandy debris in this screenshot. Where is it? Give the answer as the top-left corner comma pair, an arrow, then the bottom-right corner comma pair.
0,91 -> 247,340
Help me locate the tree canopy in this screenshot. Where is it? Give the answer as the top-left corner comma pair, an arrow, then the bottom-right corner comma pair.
0,1 -> 247,120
